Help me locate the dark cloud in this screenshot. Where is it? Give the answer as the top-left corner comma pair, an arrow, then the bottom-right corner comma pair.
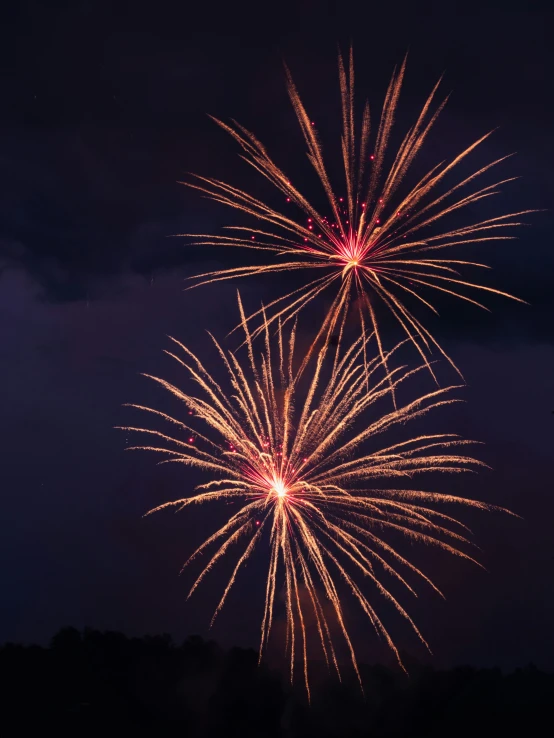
0,1 -> 552,337
0,261 -> 552,670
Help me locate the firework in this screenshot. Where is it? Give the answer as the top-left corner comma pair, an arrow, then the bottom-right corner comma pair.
181,49 -> 532,382
119,298 -> 506,697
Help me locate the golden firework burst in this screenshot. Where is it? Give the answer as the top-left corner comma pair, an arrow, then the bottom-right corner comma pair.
119,298 -> 508,697
181,49 -> 532,384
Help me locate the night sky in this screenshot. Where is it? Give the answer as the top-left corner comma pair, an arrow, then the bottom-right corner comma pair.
1,0 -> 553,674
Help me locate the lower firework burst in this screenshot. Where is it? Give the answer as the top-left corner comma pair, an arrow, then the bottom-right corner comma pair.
119,297 -> 508,697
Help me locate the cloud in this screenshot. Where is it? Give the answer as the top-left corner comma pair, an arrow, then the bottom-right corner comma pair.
0,247 -> 553,670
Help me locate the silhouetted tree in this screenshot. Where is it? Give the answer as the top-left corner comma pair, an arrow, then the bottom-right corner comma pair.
1,628 -> 553,737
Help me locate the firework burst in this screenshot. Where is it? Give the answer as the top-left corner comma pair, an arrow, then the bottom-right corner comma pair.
181,48 -> 533,383
119,298 -> 507,697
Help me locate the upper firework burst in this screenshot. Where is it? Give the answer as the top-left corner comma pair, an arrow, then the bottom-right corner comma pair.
181,49 -> 532,380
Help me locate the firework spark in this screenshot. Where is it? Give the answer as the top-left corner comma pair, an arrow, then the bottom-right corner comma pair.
119,298 -> 506,697
181,48 -> 532,383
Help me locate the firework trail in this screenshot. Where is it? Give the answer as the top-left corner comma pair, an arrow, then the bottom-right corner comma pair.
119,298 -> 507,697
181,48 -> 532,384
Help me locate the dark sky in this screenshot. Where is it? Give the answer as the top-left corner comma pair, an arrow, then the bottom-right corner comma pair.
1,0 -> 553,673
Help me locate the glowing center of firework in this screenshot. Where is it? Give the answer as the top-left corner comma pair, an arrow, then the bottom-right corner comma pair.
341,254 -> 362,277
337,231 -> 365,275
271,479 -> 288,498
343,235 -> 362,260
